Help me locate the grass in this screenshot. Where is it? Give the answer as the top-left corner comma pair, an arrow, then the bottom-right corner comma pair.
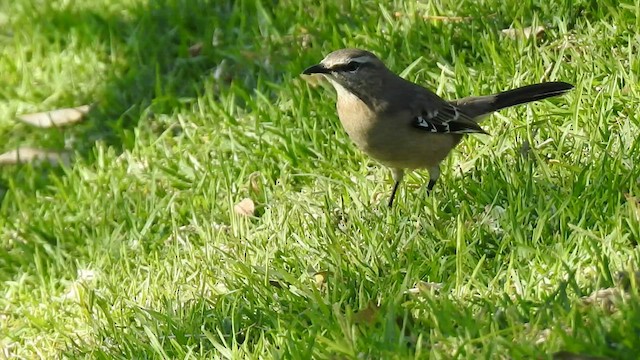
1,0 -> 640,358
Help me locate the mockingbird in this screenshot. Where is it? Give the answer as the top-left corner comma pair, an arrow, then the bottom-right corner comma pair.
303,48 -> 573,207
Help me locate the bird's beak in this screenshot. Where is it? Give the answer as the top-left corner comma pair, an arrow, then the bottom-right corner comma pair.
303,64 -> 330,75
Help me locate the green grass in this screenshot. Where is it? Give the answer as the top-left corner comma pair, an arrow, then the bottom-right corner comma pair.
1,0 -> 640,358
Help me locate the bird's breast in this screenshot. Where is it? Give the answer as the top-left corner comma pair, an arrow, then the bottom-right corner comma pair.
336,102 -> 460,169
335,93 -> 377,149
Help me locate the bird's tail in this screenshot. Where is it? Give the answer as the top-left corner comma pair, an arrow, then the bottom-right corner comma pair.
452,81 -> 574,118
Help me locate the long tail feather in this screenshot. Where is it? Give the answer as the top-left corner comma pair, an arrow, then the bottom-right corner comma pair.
491,82 -> 574,111
451,81 -> 574,118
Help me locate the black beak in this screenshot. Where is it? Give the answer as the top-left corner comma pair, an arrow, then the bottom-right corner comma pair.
303,64 -> 329,75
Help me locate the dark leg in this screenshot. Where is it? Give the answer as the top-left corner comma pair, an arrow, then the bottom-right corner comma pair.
427,179 -> 437,194
427,166 -> 440,195
388,168 -> 404,208
388,181 -> 400,207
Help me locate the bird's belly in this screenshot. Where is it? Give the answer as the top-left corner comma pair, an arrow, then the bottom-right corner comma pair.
346,125 -> 462,170
336,96 -> 461,170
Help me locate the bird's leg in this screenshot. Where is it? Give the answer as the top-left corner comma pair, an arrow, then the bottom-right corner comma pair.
427,166 -> 440,194
388,168 -> 404,207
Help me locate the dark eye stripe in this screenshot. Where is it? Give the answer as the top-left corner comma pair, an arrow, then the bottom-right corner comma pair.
332,61 -> 369,72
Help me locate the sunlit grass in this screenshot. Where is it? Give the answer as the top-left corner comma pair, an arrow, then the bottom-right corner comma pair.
1,0 -> 639,358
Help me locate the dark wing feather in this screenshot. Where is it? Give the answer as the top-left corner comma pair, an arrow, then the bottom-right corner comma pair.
412,102 -> 487,134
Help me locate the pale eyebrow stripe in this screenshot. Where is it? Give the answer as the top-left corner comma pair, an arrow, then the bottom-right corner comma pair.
350,55 -> 374,63
322,55 -> 374,69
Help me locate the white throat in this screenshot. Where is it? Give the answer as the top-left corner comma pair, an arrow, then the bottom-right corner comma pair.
326,77 -> 359,102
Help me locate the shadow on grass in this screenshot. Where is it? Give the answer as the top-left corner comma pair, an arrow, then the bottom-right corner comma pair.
33,0 -> 255,153
0,0 -> 283,194
0,0 -> 283,279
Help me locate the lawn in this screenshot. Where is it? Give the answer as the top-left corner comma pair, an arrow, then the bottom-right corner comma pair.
1,0 -> 639,358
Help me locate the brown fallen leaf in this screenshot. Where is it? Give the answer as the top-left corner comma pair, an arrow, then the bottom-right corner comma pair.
188,42 -> 203,57
501,25 -> 546,40
0,147 -> 70,166
17,105 -> 90,128
553,350 -> 611,360
233,198 -> 255,217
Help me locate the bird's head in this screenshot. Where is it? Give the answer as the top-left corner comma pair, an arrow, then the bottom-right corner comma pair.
303,48 -> 389,101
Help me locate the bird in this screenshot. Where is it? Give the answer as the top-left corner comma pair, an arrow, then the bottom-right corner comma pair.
302,48 -> 574,207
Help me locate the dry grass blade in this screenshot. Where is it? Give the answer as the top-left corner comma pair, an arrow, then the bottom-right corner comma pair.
17,105 -> 91,128
501,26 -> 546,40
0,147 -> 70,166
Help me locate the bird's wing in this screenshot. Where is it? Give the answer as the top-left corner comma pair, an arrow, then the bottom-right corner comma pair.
411,101 -> 488,134
406,87 -> 488,134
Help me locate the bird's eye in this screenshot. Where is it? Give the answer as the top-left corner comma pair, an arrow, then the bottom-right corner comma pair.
343,61 -> 361,72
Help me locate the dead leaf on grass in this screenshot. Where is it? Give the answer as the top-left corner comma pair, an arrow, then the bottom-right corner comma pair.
17,105 -> 90,128
233,198 -> 255,217
0,147 -> 70,166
